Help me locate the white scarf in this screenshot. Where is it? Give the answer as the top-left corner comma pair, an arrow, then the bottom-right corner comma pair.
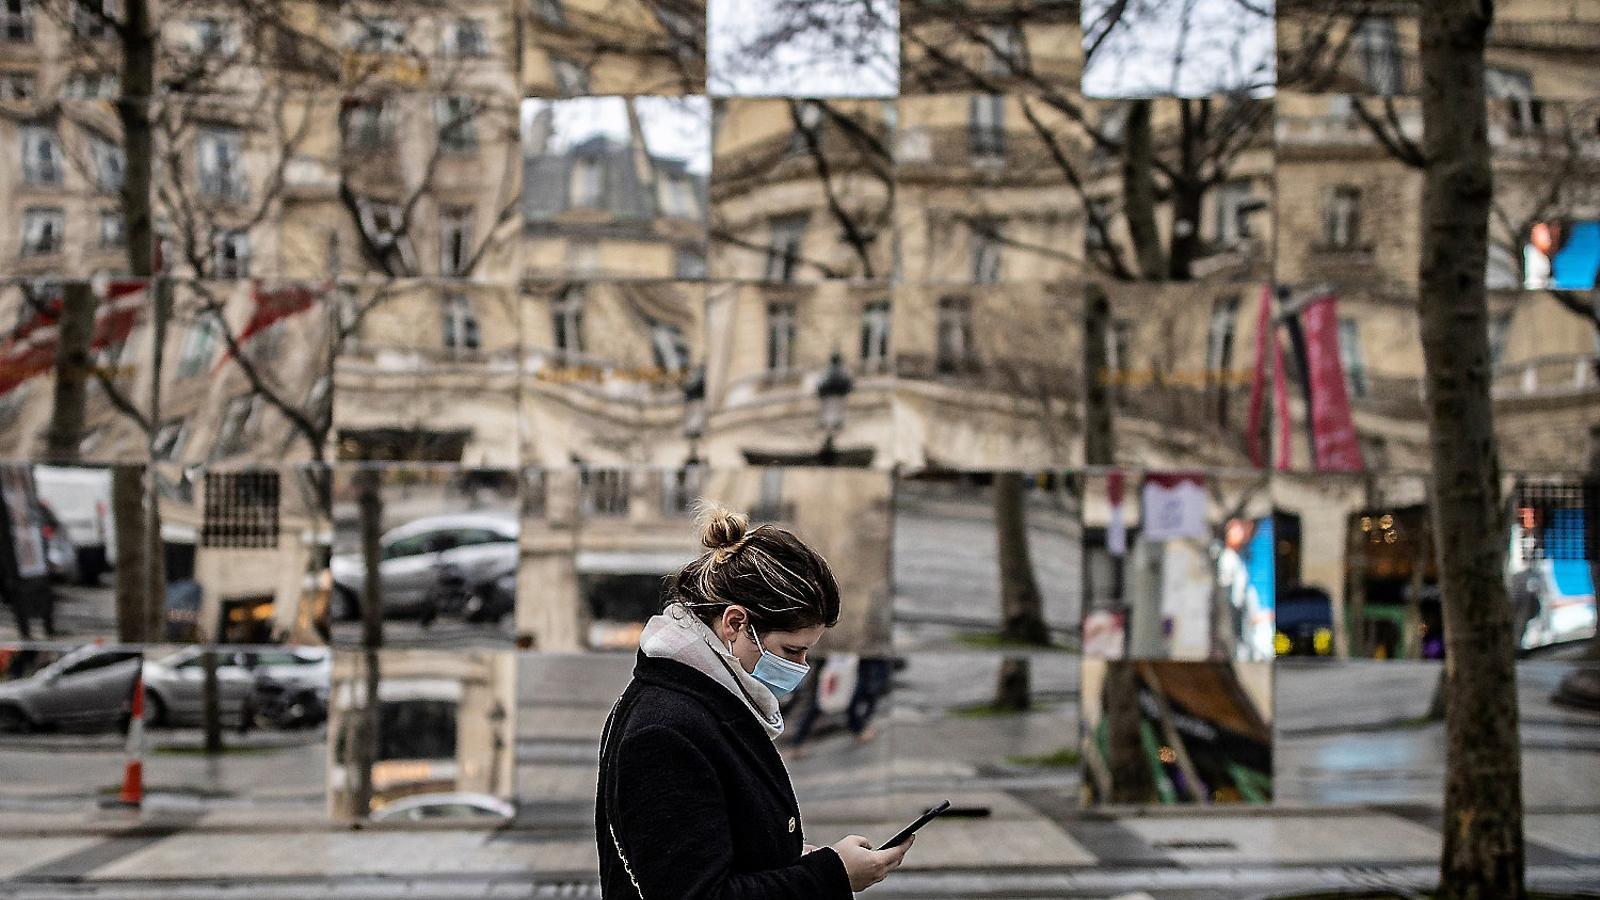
638,604 -> 785,741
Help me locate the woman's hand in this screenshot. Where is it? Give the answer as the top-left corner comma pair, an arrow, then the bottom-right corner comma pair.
830,834 -> 914,891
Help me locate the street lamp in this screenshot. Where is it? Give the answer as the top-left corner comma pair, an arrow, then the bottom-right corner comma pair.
815,350 -> 853,466
681,364 -> 706,467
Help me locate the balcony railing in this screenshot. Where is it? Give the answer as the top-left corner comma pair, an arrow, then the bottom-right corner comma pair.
1490,19 -> 1600,52
1492,353 -> 1599,398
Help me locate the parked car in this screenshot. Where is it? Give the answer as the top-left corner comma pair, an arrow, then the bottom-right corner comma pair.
328,513 -> 519,621
250,668 -> 329,730
0,646 -> 141,734
142,646 -> 330,729
464,567 -> 516,624
1275,587 -> 1335,657
369,792 -> 516,823
31,466 -> 115,585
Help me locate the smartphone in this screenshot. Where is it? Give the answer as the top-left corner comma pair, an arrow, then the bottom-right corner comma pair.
876,800 -> 951,850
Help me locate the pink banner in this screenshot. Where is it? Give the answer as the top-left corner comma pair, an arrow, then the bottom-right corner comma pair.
1300,294 -> 1364,472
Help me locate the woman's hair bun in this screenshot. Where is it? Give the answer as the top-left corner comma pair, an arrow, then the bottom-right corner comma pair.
694,500 -> 749,551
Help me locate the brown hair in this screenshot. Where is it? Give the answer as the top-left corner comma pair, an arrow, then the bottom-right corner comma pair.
666,501 -> 841,633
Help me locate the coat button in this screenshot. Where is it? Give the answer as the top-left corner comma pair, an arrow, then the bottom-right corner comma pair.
787,817 -> 796,833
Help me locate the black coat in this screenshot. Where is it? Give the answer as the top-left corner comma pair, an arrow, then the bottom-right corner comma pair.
596,651 -> 853,899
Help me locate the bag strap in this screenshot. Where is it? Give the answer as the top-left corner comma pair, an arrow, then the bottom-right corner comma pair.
599,692 -> 645,900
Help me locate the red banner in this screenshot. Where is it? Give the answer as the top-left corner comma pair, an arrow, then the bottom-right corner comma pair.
213,280 -> 328,374
1246,284 -> 1295,469
0,281 -> 146,397
1300,294 -> 1364,472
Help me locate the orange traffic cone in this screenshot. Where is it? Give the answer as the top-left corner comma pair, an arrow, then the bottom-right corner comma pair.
116,672 -> 145,807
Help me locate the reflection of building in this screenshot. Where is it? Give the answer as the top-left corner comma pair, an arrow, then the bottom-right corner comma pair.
710,99 -> 894,283
328,648 -> 516,819
1270,473 -> 1596,659
518,467 -> 892,653
157,466 -> 324,644
702,283 -> 893,468
0,101 -> 129,280
334,283 -> 520,464
900,0 -> 1083,94
519,0 -> 704,96
520,281 -> 703,466
1278,0 -> 1600,99
522,107 -> 708,280
896,94 -> 1088,284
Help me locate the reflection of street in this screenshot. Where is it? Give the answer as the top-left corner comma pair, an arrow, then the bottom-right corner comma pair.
893,487 -> 1080,649
1276,660 -> 1600,809
0,582 -> 117,641
329,618 -> 514,650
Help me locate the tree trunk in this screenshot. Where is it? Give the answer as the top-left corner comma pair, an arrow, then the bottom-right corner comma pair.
44,283 -> 98,463
995,472 -> 1049,644
994,657 -> 1031,712
1084,282 -> 1115,465
1105,661 -> 1154,802
202,649 -> 223,754
142,281 -> 171,642
1166,181 -> 1204,282
1417,2 -> 1526,895
351,465 -> 384,817
1120,100 -> 1165,281
112,465 -> 147,642
118,0 -> 156,280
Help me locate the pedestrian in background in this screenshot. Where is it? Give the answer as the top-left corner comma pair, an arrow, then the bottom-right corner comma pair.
596,502 -> 913,898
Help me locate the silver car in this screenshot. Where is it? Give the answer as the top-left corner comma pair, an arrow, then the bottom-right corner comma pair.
142,646 -> 330,728
328,512 -> 519,621
0,646 -> 141,733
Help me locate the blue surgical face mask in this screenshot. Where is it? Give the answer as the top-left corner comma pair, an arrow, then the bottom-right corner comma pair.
745,625 -> 809,699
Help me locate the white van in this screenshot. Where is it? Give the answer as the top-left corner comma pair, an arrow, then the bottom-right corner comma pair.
31,465 -> 116,584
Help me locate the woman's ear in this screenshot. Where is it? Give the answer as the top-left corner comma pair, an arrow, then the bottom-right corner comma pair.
721,604 -> 747,639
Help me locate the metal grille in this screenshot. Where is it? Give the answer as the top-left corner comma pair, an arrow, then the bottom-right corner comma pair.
1513,480 -> 1588,562
201,470 -> 280,549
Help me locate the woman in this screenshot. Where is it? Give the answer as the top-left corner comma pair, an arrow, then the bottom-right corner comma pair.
596,503 -> 913,898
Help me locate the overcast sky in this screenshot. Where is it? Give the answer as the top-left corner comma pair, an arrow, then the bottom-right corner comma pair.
1082,0 -> 1277,99
520,97 -> 712,176
708,0 -> 899,97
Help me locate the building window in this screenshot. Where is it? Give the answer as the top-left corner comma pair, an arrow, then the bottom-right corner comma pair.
1207,294 -> 1241,375
99,209 -> 125,247
551,286 -> 584,355
985,23 -> 1020,76
1215,180 -> 1255,245
0,73 -> 34,100
785,100 -> 824,156
441,293 -> 480,352
177,314 -> 220,377
21,125 -> 61,185
1357,17 -> 1401,95
674,248 -> 707,279
213,230 -> 251,278
439,207 -> 473,276
2,0 -> 33,41
21,207 -> 64,256
860,299 -> 890,372
1488,68 -> 1542,135
971,220 -> 1003,284
1324,185 -> 1360,249
74,0 -> 116,40
567,239 -> 599,275
1086,198 -> 1113,251
754,467 -> 785,520
552,56 -> 589,95
191,17 -> 237,55
211,395 -> 258,461
64,71 -> 117,99
969,94 -> 1005,160
201,470 -> 279,548
662,465 -> 702,517
765,302 -> 796,373
579,468 -> 629,517
442,18 -> 487,57
656,174 -> 699,219
765,213 -> 808,282
90,134 -> 124,193
352,16 -> 405,53
936,296 -> 974,373
434,95 -> 478,152
1337,317 -> 1368,398
569,157 -> 604,207
536,0 -> 566,25
197,127 -> 247,201
343,98 -> 395,149
650,321 -> 689,373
